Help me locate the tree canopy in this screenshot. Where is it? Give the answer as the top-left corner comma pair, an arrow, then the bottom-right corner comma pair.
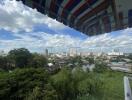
8,48 -> 32,68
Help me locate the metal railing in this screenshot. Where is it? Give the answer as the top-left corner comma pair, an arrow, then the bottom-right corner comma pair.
124,76 -> 132,100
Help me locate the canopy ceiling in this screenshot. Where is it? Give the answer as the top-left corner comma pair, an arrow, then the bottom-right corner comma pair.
17,0 -> 132,36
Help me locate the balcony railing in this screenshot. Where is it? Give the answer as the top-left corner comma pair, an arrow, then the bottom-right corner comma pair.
124,76 -> 132,100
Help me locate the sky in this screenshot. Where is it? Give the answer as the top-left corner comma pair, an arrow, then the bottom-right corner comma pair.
0,0 -> 132,53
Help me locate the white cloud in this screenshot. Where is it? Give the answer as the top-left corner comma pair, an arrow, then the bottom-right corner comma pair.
0,0 -> 67,33
0,32 -> 81,53
81,29 -> 132,52
0,0 -> 132,53
0,28 -> 132,53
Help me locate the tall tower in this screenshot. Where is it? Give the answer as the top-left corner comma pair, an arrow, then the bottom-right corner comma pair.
45,49 -> 48,57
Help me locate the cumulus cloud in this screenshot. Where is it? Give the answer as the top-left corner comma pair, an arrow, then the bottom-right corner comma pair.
0,32 -> 81,53
81,29 -> 132,52
0,0 -> 67,33
0,0 -> 132,53
0,28 -> 132,53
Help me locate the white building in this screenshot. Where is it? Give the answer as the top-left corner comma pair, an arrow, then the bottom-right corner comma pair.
69,48 -> 77,57
108,51 -> 124,56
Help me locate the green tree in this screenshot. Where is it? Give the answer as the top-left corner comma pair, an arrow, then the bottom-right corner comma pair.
29,53 -> 47,68
8,48 -> 32,68
0,56 -> 8,70
69,56 -> 83,67
85,57 -> 94,65
0,56 -> 13,70
0,68 -> 50,100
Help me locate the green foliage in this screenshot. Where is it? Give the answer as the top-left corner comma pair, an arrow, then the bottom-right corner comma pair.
72,67 -> 88,83
50,67 -> 104,100
26,86 -> 43,100
0,50 -> 126,100
72,68 -> 103,99
8,48 -> 32,68
0,68 -> 50,100
29,53 -> 47,68
50,68 -> 76,100
0,56 -> 13,70
77,72 -> 125,100
0,67 -> 125,100
26,85 -> 58,100
77,94 -> 101,100
93,61 -> 110,73
0,56 -> 8,70
68,56 -> 83,67
42,84 -> 58,100
85,57 -> 94,65
0,72 -> 10,100
77,75 -> 102,96
0,48 -> 48,70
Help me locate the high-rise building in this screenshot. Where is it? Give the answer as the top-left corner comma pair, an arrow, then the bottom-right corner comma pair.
45,49 -> 48,57
69,47 -> 77,57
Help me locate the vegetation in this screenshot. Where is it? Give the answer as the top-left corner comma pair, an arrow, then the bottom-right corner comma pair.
29,53 -> 48,68
93,61 -> 110,73
68,56 -> 83,67
85,56 -> 94,65
0,67 -> 125,100
0,48 -> 48,70
0,68 -> 57,100
0,48 -> 127,100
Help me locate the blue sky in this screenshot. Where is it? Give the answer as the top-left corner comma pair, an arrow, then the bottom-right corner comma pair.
0,0 -> 132,53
